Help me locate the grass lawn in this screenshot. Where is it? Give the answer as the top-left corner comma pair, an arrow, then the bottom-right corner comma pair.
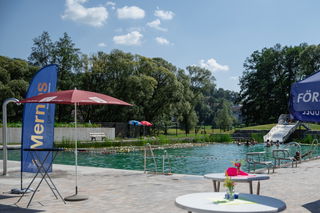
164,122 -> 320,138
240,123 -> 320,131
240,124 -> 276,130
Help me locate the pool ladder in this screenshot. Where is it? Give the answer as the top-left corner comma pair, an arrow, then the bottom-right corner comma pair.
162,150 -> 172,175
144,143 -> 158,174
143,143 -> 172,175
308,139 -> 320,159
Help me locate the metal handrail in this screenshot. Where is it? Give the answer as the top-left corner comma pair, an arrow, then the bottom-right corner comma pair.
162,150 -> 172,175
144,143 -> 158,174
284,141 -> 302,164
307,139 -> 319,159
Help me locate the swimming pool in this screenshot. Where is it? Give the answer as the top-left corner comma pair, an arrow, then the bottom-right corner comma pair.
1,143 -> 319,175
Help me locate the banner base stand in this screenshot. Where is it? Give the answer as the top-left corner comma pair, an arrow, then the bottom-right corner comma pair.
64,194 -> 88,201
10,188 -> 33,194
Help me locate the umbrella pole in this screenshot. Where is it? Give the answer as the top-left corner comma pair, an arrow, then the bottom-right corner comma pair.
64,102 -> 88,201
75,102 -> 78,194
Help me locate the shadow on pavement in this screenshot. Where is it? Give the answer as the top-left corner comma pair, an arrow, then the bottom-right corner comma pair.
0,204 -> 44,213
0,194 -> 21,199
302,200 -> 320,213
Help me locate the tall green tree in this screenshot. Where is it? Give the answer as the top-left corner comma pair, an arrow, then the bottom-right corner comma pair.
187,65 -> 216,125
175,69 -> 197,134
238,43 -> 320,125
214,100 -> 235,131
52,32 -> 81,90
28,31 -> 54,67
51,33 -> 81,122
299,44 -> 320,77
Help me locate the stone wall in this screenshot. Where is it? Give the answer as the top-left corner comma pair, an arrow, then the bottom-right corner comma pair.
0,127 -> 115,144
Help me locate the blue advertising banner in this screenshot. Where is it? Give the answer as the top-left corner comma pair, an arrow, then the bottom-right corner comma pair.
290,70 -> 320,122
21,64 -> 58,173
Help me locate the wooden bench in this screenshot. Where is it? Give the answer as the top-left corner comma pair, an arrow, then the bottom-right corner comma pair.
89,133 -> 106,141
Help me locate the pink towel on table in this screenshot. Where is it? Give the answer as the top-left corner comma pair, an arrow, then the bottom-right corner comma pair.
225,167 -> 249,176
238,170 -> 248,176
225,167 -> 238,176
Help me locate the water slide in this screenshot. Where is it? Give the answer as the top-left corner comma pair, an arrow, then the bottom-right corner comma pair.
263,122 -> 300,143
263,114 -> 301,143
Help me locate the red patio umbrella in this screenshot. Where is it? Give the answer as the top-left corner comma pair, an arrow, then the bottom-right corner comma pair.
140,121 -> 153,137
140,121 -> 153,126
19,89 -> 132,106
19,89 -> 132,201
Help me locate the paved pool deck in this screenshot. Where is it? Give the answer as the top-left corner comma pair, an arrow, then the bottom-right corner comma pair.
0,159 -> 320,213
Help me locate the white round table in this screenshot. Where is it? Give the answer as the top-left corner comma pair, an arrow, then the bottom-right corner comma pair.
175,192 -> 286,213
204,173 -> 270,195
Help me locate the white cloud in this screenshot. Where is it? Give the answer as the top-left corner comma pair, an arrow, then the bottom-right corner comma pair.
147,19 -> 167,31
106,1 -> 116,10
155,37 -> 171,45
62,0 -> 108,27
98,42 -> 107,47
199,58 -> 229,72
113,31 -> 143,45
117,6 -> 145,19
154,9 -> 175,20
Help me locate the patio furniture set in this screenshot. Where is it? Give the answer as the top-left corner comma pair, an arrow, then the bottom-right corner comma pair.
175,150 -> 295,213
176,171 -> 286,213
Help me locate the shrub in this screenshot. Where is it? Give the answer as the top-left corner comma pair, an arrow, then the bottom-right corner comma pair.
251,133 -> 264,143
208,134 -> 232,143
298,134 -> 315,144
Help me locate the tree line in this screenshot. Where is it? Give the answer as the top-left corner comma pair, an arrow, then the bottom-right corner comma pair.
239,43 -> 320,125
0,31 -> 237,133
3,32 -> 320,129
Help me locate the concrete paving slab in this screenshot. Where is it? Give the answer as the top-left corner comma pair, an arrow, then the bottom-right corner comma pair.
0,159 -> 320,213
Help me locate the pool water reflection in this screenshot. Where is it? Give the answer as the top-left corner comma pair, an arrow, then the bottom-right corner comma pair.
1,143 -> 319,175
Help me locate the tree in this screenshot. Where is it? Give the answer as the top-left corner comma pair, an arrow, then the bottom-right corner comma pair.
186,66 -> 216,126
76,50 -> 184,125
239,45 -> 286,124
214,100 -> 234,131
238,43 -> 320,125
28,31 -> 54,67
0,56 -> 37,122
175,69 -> 198,134
299,45 -> 320,77
51,32 -> 81,122
52,32 -> 81,90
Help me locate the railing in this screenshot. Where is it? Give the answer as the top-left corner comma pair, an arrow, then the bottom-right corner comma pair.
144,144 -> 172,175
306,139 -> 320,160
144,143 -> 158,174
283,141 -> 302,164
162,150 -> 172,175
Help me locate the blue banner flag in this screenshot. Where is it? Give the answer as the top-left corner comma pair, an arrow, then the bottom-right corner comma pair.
21,64 -> 58,173
289,70 -> 320,122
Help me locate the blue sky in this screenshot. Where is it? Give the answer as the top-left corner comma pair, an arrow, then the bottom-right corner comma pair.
1,0 -> 320,92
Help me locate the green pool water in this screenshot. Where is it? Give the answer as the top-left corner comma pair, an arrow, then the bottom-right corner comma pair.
1,143 -> 319,175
